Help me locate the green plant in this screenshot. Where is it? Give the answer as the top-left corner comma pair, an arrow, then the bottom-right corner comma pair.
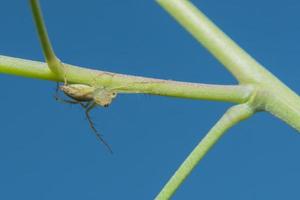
1,0 -> 300,199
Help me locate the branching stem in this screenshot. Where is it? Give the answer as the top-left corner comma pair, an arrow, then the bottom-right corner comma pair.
29,0 -> 64,78
1,0 -> 300,199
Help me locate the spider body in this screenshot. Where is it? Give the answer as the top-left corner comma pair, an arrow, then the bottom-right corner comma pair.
60,84 -> 94,102
60,84 -> 117,107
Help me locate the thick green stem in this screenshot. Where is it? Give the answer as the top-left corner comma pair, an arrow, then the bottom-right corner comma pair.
155,103 -> 254,199
0,55 -> 252,103
156,0 -> 273,84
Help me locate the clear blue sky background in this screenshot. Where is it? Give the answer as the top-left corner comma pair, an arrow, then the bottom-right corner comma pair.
1,0 -> 300,199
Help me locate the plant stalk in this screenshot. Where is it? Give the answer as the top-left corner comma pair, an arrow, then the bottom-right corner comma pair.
0,55 -> 252,103
155,103 -> 254,199
29,0 -> 64,77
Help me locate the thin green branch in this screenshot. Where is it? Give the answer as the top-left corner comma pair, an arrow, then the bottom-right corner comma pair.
155,103 -> 254,199
29,0 -> 64,77
0,55 -> 252,103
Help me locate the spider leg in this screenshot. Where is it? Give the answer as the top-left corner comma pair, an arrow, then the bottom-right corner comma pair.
84,102 -> 113,154
81,101 -> 93,109
57,98 -> 82,105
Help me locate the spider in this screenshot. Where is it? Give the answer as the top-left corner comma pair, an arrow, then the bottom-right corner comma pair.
55,83 -> 117,154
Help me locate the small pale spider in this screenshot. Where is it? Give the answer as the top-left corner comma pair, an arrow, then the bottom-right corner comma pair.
55,83 -> 117,154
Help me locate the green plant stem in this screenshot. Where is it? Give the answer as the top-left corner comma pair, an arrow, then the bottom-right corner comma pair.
29,0 -> 64,77
0,55 -> 252,103
155,103 -> 254,199
156,0 -> 300,133
2,1 -> 300,199
155,0 -> 300,198
156,0 -> 273,84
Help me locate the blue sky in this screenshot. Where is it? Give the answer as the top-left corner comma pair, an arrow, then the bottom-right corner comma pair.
1,0 -> 300,199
